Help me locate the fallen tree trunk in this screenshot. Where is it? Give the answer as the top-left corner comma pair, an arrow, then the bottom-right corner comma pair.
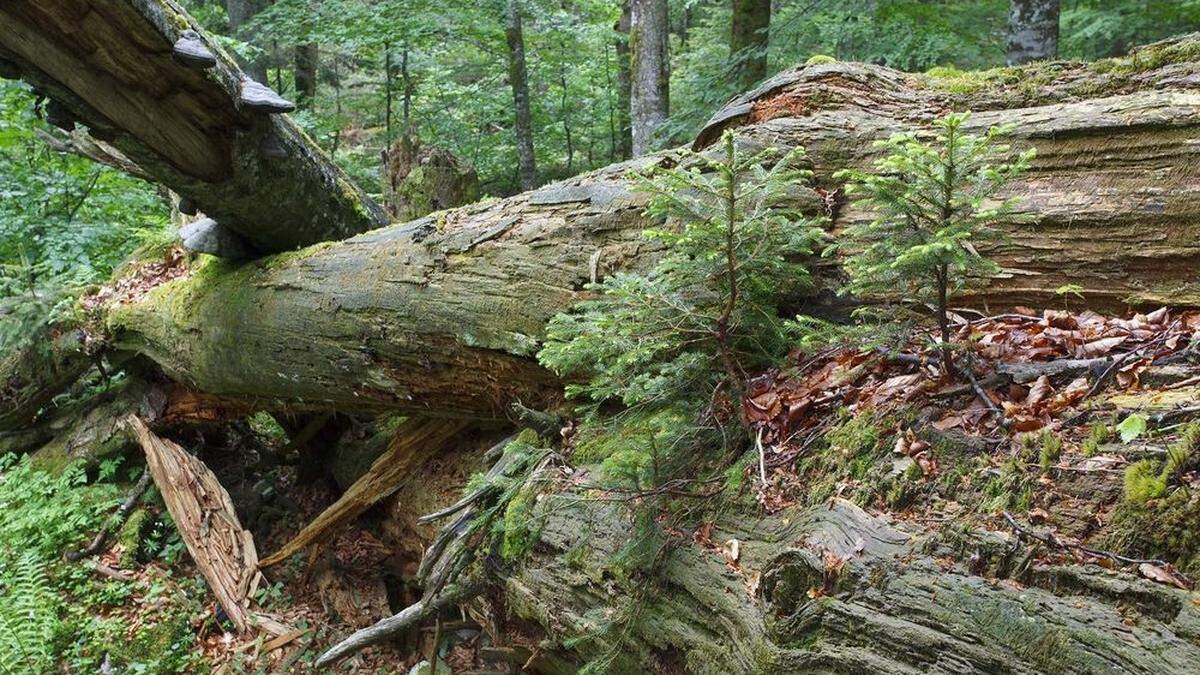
502,496 -> 1200,673
0,0 -> 385,253
95,51 -> 1200,419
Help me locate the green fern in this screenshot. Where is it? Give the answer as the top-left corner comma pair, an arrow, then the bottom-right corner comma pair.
0,552 -> 61,674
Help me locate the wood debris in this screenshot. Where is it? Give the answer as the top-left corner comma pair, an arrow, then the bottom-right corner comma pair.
126,415 -> 270,633
260,416 -> 470,568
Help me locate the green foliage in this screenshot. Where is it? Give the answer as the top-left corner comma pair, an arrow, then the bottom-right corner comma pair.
539,130 -> 822,412
1117,413 -> 1148,442
0,80 -> 170,352
1123,459 -> 1167,504
834,112 -> 1033,345
0,552 -> 60,674
1080,423 -> 1110,456
0,456 -> 203,673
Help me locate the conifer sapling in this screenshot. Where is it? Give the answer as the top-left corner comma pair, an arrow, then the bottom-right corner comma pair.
538,130 -> 824,423
835,112 -> 1033,371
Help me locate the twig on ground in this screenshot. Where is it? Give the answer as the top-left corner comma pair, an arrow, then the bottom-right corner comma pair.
314,581 -> 483,668
1002,511 -> 1179,570
64,470 -> 153,562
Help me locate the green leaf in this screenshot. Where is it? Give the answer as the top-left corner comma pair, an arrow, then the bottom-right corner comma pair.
1117,414 -> 1148,443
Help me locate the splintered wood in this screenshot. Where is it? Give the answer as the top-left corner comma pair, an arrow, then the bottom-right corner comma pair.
259,416 -> 470,568
126,415 -> 264,633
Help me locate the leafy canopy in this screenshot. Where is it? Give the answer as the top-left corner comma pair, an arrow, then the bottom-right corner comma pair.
834,112 -> 1033,346
539,130 -> 824,413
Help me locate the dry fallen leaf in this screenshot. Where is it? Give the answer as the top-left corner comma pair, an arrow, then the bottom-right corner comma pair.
1139,562 -> 1194,590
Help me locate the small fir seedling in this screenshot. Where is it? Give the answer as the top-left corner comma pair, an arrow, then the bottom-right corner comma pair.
834,112 -> 1034,370
539,130 -> 824,419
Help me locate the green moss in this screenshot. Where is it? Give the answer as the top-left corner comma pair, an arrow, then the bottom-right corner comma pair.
804,54 -> 836,66
923,64 -> 1021,95
1106,487 -> 1200,576
500,482 -> 542,561
116,509 -> 150,568
1123,459 -> 1166,504
826,410 -> 882,459
1164,421 -> 1200,480
1091,38 -> 1200,75
1080,423 -> 1110,457
1039,431 -> 1062,472
981,457 -> 1033,513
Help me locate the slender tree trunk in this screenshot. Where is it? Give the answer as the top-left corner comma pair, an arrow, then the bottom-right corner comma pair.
506,0 -> 538,191
559,45 -> 574,174
401,45 -> 413,131
614,2 -> 634,160
225,0 -> 268,84
630,0 -> 669,156
1007,0 -> 1060,65
294,44 -> 318,109
730,0 -> 770,90
384,46 -> 394,146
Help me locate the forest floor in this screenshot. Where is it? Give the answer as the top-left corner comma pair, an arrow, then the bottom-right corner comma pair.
7,303 -> 1200,672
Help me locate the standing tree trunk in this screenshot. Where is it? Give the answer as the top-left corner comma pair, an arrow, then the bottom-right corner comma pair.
614,1 -> 634,160
506,0 -> 538,191
1007,0 -> 1060,65
630,0 -> 669,156
294,44 -> 318,109
225,0 -> 269,84
730,0 -> 770,90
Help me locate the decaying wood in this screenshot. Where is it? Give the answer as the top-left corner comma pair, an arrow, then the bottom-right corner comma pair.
259,416 -> 471,568
126,415 -> 263,632
0,0 -> 385,253
501,496 -> 1200,672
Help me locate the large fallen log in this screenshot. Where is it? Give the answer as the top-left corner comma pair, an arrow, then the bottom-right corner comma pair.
93,46 -> 1200,420
503,496 -> 1200,673
0,0 -> 386,253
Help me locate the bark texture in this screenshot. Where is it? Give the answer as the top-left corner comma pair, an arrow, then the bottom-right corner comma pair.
0,0 -> 386,253
730,0 -> 770,90
294,43 -> 318,109
614,1 -> 634,161
504,496 -> 1200,673
93,42 -> 1200,421
382,135 -> 480,221
1007,0 -> 1061,65
506,0 -> 538,191
630,0 -> 670,156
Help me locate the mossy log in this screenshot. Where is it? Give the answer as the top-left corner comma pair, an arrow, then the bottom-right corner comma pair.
0,0 -> 385,253
503,497 -> 1200,673
92,41 -> 1200,420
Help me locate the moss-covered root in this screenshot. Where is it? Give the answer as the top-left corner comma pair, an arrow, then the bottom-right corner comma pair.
504,498 -> 1200,674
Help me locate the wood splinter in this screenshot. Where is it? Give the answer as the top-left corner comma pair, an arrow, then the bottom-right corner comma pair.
239,80 -> 295,114
171,30 -> 217,69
